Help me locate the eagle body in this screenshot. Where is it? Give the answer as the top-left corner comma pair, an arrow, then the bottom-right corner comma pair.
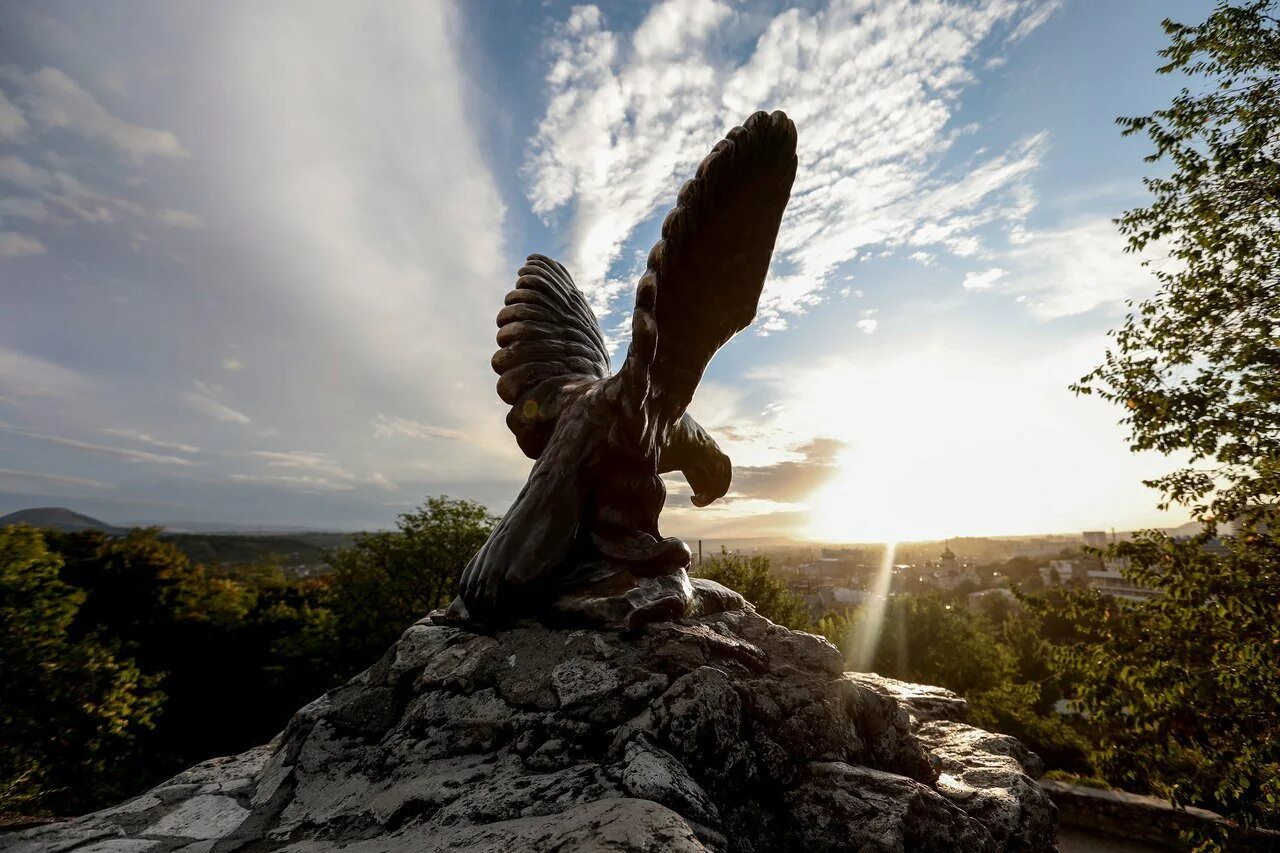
456,110 -> 798,624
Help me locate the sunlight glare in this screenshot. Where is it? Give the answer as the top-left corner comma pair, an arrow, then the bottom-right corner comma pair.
849,541 -> 896,672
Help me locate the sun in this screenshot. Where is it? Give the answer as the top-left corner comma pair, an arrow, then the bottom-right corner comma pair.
805,460 -> 959,544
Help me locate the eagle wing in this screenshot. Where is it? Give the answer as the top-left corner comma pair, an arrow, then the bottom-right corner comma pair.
493,253 -> 612,459
620,110 -> 798,447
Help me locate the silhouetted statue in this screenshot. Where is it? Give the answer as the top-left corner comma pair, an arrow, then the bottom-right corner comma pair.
451,110 -> 797,627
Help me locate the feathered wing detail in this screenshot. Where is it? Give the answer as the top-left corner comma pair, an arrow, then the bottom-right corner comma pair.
494,253 -> 612,459
621,110 -> 798,448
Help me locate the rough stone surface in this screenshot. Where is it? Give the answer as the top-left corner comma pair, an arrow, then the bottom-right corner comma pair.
2,609 -> 1057,852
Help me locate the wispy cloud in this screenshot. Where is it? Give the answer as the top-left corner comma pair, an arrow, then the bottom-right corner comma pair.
0,89 -> 29,140
962,267 -> 1005,290
101,427 -> 199,454
0,467 -> 113,493
0,345 -> 86,398
248,450 -> 355,480
373,414 -> 466,442
856,309 -> 879,335
184,384 -> 253,425
0,65 -> 188,160
242,449 -> 398,492
526,0 -> 1057,331
975,218 -> 1159,318
0,231 -> 47,258
0,423 -> 194,465
227,473 -> 355,493
0,154 -> 201,229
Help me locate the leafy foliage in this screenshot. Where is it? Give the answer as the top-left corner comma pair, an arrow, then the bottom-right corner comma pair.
1073,0 -> 1280,525
0,525 -> 161,816
1062,2 -> 1280,839
325,496 -> 496,668
817,590 -> 1094,775
0,496 -> 499,819
1035,532 -> 1280,834
694,552 -> 812,629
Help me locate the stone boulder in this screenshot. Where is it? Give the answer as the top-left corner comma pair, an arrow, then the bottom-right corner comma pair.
3,606 -> 1057,852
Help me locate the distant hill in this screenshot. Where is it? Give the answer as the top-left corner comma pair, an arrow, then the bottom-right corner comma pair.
164,532 -> 354,573
0,506 -> 123,533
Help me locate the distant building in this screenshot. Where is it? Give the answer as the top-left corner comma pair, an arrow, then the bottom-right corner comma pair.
797,548 -> 869,586
932,541 -> 980,590
1048,558 -> 1089,584
1082,530 -> 1109,550
939,542 -> 958,576
1045,545 -> 1160,602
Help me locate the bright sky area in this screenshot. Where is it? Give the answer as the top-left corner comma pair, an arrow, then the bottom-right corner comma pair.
0,0 -> 1215,540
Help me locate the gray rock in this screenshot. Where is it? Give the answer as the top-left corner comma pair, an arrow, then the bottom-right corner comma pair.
4,609 -> 1056,852
144,795 -> 248,840
916,721 -> 1056,852
552,657 -> 621,707
847,672 -> 971,723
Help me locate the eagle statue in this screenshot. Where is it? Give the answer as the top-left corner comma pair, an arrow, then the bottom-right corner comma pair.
451,110 -> 797,627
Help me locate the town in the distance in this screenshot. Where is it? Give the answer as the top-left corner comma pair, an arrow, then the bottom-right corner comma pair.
1,503 -> 1201,620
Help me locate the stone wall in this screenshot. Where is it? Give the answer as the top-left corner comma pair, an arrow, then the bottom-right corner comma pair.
1044,780 -> 1280,852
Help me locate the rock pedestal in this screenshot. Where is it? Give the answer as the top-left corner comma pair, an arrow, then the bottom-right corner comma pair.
4,604 -> 1057,852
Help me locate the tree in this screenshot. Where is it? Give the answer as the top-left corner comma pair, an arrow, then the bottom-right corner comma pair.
1062,3 -> 1280,837
39,530 -> 349,807
1073,0 -> 1280,525
1044,533 -> 1280,836
0,525 -> 161,817
694,552 -> 811,629
49,528 -> 209,649
845,594 -> 1012,695
327,496 -> 496,667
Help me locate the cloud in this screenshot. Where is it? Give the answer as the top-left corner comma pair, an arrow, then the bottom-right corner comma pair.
856,309 -> 879,334
227,473 -> 355,493
1008,0 -> 1063,41
0,231 -> 47,258
0,345 -> 86,398
979,218 -> 1159,318
373,414 -> 467,442
0,467 -> 113,493
0,89 -> 29,140
100,427 -> 199,454
214,1 -> 511,461
184,386 -> 253,425
731,436 -> 845,502
0,2 -> 519,528
369,471 -> 397,491
962,267 -> 1005,290
241,449 -> 400,492
525,0 -> 1056,331
153,208 -> 204,229
0,65 -> 188,159
249,450 -> 355,480
0,423 -> 194,465
0,197 -> 58,224
0,154 -> 201,229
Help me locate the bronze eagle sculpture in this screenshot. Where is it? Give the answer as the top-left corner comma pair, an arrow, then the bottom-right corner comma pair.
452,110 -> 797,627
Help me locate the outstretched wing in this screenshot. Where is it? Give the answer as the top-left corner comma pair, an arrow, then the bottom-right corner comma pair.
494,254 -> 611,459
622,110 -> 797,444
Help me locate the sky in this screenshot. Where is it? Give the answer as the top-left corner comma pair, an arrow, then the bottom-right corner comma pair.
0,0 -> 1215,541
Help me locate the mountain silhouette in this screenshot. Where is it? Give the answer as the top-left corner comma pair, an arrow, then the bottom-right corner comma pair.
0,506 -> 122,533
